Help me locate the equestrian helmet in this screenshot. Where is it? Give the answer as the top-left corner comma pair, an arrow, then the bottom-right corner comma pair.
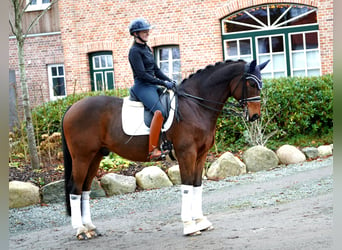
129,18 -> 152,35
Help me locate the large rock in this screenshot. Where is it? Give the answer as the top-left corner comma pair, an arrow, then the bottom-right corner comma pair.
243,146 -> 279,172
9,181 -> 40,208
207,152 -> 246,180
100,173 -> 136,196
167,165 -> 182,185
317,145 -> 333,157
41,178 -> 106,203
276,144 -> 306,164
301,147 -> 319,159
135,166 -> 173,190
41,180 -> 64,203
90,178 -> 106,198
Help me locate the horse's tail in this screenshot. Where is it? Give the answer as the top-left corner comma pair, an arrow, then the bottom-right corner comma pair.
61,106 -> 72,216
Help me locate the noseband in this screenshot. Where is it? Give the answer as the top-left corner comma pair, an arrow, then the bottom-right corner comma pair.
234,73 -> 262,107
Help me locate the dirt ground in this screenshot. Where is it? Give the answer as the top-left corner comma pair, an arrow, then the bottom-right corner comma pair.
9,159 -> 333,250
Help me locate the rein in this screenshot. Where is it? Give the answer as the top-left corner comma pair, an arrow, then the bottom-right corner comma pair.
176,72 -> 261,117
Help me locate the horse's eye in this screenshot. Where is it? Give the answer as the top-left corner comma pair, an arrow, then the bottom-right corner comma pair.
249,81 -> 257,88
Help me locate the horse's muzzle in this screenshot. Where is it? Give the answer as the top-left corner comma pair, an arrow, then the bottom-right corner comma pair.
250,113 -> 259,122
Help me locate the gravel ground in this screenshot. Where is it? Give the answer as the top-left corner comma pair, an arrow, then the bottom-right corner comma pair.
9,156 -> 333,249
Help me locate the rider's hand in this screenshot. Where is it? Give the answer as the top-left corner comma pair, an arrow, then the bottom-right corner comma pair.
163,80 -> 176,90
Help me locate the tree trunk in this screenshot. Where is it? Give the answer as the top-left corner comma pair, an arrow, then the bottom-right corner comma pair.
17,38 -> 40,169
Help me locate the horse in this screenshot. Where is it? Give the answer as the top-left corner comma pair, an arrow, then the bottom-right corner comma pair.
61,59 -> 269,239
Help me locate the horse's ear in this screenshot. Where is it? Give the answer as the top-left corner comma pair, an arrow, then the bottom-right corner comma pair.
259,59 -> 270,71
248,60 -> 257,73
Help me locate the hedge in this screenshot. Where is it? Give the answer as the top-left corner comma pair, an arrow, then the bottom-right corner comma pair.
31,75 -> 332,150
215,74 -> 333,150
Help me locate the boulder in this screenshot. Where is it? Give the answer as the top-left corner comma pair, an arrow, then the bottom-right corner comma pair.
9,181 -> 40,208
41,180 -> 64,203
301,147 -> 319,159
167,165 -> 182,185
135,166 -> 173,190
317,145 -> 333,157
41,178 -> 106,203
207,152 -> 246,180
243,145 -> 279,172
90,178 -> 106,198
276,144 -> 306,164
100,173 -> 136,196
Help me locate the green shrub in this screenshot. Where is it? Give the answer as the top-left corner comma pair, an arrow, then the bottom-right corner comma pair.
31,89 -> 129,138
215,74 -> 333,152
29,75 -> 332,154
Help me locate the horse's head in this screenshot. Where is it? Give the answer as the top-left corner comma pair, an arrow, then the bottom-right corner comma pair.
234,59 -> 269,122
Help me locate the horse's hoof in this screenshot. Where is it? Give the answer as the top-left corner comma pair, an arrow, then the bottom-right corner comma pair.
187,230 -> 202,236
89,228 -> 102,237
195,217 -> 214,232
76,232 -> 89,240
183,221 -> 201,236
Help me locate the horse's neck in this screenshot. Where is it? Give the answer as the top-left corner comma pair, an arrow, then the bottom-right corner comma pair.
179,63 -> 244,123
197,64 -> 243,105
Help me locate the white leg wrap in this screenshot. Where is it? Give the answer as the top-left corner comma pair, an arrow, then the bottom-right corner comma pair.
70,194 -> 83,229
81,191 -> 94,227
192,186 -> 203,220
181,185 -> 193,222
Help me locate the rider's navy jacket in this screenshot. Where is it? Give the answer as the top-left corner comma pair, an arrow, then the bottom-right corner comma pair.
129,42 -> 171,85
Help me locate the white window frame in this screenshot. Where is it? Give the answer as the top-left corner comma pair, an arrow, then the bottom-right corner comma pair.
155,46 -> 181,83
47,64 -> 66,101
289,31 -> 321,77
92,55 -> 113,70
25,0 -> 51,12
255,34 -> 287,78
224,37 -> 253,62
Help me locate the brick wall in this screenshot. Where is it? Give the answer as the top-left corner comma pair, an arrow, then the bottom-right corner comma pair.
9,34 -> 64,111
57,0 -> 333,95
10,0 -> 333,111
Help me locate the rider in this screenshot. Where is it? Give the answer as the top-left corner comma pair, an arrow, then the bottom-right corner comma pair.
128,18 -> 176,160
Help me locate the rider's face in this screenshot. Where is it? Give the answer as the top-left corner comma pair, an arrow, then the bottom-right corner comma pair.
137,30 -> 150,42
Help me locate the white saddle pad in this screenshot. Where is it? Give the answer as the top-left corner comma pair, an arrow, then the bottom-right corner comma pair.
122,90 -> 176,136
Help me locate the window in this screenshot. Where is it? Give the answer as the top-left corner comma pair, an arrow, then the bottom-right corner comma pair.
225,38 -> 252,62
155,46 -> 181,83
48,64 -> 66,100
26,0 -> 51,12
256,35 -> 286,78
221,4 -> 320,78
290,31 -> 321,76
89,52 -> 115,91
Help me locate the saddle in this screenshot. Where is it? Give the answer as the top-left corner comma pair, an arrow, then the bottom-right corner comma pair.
121,87 -> 176,136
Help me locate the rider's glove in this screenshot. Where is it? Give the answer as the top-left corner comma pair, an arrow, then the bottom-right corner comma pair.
163,80 -> 176,90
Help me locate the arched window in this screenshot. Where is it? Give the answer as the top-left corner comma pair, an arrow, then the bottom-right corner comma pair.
89,51 -> 115,91
221,4 -> 320,78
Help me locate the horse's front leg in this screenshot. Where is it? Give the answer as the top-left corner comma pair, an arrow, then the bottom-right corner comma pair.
192,153 -> 214,233
178,150 -> 213,236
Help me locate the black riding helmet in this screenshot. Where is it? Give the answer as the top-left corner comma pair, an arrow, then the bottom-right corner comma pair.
129,18 -> 153,36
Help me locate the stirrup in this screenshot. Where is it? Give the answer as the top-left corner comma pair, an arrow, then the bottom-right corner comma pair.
149,149 -> 165,161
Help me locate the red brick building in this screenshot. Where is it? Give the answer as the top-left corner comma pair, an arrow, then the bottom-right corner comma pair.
9,0 -> 333,112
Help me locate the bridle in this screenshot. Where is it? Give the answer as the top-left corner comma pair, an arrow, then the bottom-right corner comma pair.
233,72 -> 262,107
176,71 -> 263,117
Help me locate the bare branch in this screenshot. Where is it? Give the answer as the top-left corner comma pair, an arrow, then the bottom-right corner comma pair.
22,0 -> 34,12
9,19 -> 17,37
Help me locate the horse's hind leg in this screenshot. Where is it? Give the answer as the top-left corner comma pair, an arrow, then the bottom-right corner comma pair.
69,154 -> 100,240
80,152 -> 103,238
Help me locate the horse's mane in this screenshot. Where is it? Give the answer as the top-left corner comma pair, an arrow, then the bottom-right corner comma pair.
180,59 -> 245,85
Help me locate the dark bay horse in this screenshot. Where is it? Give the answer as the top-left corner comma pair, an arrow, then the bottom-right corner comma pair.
62,59 -> 269,239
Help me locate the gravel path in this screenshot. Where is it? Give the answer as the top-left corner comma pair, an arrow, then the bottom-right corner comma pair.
9,156 -> 333,249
